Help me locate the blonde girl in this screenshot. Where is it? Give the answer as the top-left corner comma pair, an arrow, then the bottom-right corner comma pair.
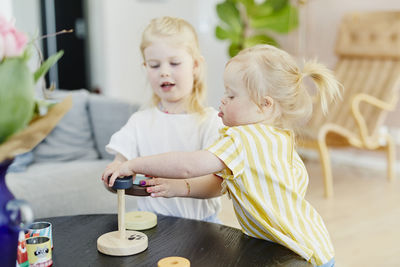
101,16 -> 223,223
105,44 -> 341,266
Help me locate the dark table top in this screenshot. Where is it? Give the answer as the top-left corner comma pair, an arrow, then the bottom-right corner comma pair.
42,214 -> 297,267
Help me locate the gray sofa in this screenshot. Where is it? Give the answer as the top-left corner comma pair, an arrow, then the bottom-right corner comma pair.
6,89 -> 139,219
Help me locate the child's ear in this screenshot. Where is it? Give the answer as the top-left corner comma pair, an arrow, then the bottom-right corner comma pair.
193,56 -> 204,70
261,96 -> 273,109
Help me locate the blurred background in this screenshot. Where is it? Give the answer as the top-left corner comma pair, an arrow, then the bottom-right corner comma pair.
2,1 -> 400,266
3,0 -> 400,122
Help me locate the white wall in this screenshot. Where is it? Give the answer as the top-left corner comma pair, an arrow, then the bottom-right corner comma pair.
0,0 -> 12,19
11,0 -> 41,37
301,0 -> 400,68
8,0 -> 43,93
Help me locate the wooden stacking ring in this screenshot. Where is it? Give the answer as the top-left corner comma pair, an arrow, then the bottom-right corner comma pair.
112,176 -> 133,190
125,211 -> 157,230
157,256 -> 190,267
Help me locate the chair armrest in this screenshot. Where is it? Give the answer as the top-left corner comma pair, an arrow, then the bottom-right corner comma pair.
351,93 -> 397,148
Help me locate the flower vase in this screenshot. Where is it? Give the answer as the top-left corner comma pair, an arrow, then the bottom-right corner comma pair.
0,159 -> 33,267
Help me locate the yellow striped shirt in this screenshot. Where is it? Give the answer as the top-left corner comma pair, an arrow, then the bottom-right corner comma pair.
207,124 -> 334,266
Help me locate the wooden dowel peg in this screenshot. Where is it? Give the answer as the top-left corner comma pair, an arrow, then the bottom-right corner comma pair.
117,189 -> 125,239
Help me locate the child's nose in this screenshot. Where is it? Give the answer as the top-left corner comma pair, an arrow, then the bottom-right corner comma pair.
221,98 -> 226,105
160,65 -> 171,77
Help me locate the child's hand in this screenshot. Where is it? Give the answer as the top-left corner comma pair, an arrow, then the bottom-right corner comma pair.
103,161 -> 136,187
101,160 -> 123,187
143,178 -> 189,198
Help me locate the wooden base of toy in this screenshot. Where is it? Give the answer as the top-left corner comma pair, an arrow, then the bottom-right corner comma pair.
158,256 -> 190,267
97,230 -> 148,256
126,211 -> 157,230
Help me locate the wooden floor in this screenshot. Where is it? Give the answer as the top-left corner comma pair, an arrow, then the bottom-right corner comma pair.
218,154 -> 400,267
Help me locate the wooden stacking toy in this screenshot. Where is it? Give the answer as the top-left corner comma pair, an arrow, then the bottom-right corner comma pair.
97,176 -> 148,256
124,175 -> 157,230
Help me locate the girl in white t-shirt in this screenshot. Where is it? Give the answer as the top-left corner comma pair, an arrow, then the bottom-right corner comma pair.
105,45 -> 342,266
101,16 -> 223,222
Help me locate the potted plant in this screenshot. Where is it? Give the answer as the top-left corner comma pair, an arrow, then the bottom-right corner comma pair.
0,15 -> 70,267
215,0 -> 299,57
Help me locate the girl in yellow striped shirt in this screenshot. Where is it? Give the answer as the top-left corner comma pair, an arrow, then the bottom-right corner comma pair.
105,44 -> 342,266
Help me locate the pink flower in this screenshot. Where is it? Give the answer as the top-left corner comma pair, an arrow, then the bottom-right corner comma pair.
0,16 -> 28,60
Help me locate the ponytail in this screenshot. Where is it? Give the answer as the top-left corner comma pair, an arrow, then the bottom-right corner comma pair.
301,60 -> 342,115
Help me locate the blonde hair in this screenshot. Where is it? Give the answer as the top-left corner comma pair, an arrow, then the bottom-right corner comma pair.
227,44 -> 342,130
140,16 -> 206,114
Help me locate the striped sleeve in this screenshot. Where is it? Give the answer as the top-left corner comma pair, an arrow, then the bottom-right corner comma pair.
207,127 -> 244,180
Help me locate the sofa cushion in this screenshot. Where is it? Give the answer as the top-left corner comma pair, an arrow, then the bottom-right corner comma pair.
88,94 -> 138,160
7,152 -> 34,172
6,160 -> 138,218
33,89 -> 99,162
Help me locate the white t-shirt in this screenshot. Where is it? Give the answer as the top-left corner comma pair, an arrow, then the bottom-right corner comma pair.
106,107 -> 223,220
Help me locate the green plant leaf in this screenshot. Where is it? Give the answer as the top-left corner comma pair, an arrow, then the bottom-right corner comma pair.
268,0 -> 288,11
22,44 -> 33,62
247,1 -> 274,18
215,25 -> 241,44
216,1 -> 243,34
215,25 -> 230,40
214,0 -> 299,58
238,0 -> 255,9
228,43 -> 242,57
243,34 -> 279,48
0,58 -> 35,142
33,50 -> 64,83
250,4 -> 298,33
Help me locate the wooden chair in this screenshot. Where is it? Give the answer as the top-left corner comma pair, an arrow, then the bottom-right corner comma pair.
298,11 -> 400,197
